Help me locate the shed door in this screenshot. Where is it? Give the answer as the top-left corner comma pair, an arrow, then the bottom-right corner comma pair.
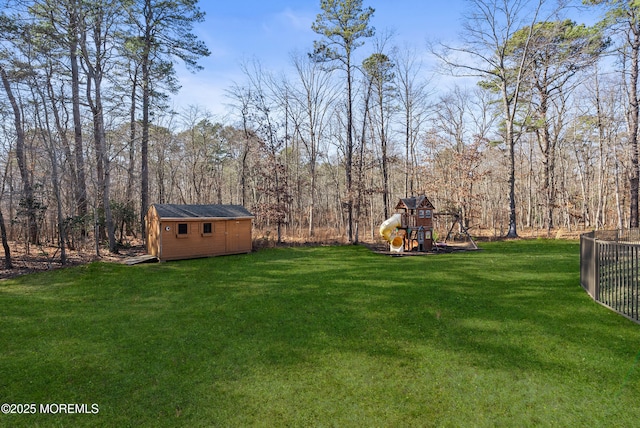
226,220 -> 240,253
226,219 -> 251,253
212,221 -> 227,255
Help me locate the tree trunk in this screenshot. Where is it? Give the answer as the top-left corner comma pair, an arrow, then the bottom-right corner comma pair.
69,0 -> 88,227
628,19 -> 640,228
0,66 -> 38,244
354,79 -> 372,245
82,9 -> 117,254
126,64 -> 138,237
507,132 -> 518,238
380,99 -> 389,220
41,72 -> 67,264
0,207 -> 12,269
140,0 -> 153,239
47,130 -> 68,266
346,58 -> 354,243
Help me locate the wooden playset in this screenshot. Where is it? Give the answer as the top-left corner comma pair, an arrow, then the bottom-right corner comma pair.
379,195 -> 477,253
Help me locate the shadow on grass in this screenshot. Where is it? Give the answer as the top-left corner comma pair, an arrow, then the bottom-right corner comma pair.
163,243 -> 638,383
1,241 -> 639,426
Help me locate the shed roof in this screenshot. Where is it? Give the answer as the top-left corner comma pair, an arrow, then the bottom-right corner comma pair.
151,204 -> 254,219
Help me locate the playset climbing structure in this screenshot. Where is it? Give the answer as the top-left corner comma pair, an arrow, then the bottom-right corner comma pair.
379,195 -> 477,253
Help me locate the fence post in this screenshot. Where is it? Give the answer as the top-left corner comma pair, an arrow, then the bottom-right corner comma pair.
594,238 -> 600,301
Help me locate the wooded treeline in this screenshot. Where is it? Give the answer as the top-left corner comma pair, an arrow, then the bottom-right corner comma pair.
0,0 -> 636,266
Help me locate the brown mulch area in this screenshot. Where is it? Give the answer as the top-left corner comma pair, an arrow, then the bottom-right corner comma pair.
0,242 -> 146,280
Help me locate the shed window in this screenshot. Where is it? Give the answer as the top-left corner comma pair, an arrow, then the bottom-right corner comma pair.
177,223 -> 188,235
202,222 -> 212,236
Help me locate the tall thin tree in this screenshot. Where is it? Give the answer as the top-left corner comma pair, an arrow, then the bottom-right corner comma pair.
311,0 -> 375,243
363,50 -> 395,219
126,0 -> 209,238
78,0 -> 119,253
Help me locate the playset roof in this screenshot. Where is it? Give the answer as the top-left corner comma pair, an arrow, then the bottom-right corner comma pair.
395,195 -> 435,211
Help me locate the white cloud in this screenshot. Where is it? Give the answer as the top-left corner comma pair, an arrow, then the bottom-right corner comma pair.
277,7 -> 314,32
170,67 -> 235,119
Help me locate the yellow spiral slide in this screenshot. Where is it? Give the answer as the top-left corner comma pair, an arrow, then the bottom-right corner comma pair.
379,213 -> 404,253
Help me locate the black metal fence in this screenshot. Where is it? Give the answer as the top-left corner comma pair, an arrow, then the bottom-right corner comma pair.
580,230 -> 640,324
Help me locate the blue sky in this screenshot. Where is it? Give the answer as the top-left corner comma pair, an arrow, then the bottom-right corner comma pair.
171,0 -> 598,119
172,0 -> 468,118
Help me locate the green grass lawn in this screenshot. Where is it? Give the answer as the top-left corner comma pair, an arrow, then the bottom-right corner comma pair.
1,240 -> 639,427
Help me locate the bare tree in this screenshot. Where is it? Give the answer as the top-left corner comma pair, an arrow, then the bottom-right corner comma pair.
394,45 -> 432,197
510,19 -> 606,233
428,86 -> 494,227
434,0 -> 553,237
288,52 -> 338,237
240,60 -> 290,243
78,0 -> 120,253
0,126 -> 12,268
31,0 -> 90,228
311,0 -> 375,243
363,50 -> 395,219
0,65 -> 39,245
226,82 -> 257,208
34,64 -> 68,264
584,0 -> 640,227
0,11 -> 40,244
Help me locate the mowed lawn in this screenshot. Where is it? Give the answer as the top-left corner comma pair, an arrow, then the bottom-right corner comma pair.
1,240 -> 639,427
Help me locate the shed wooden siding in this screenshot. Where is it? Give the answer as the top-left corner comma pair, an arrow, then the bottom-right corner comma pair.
146,204 -> 253,261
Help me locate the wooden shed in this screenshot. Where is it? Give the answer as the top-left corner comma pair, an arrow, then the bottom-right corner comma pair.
146,204 -> 254,261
